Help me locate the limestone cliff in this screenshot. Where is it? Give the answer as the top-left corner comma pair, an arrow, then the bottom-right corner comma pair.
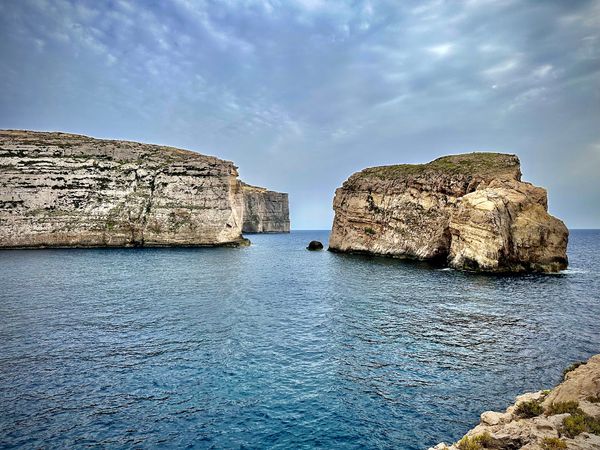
430,355 -> 600,450
329,153 -> 568,273
242,183 -> 290,233
0,130 -> 251,248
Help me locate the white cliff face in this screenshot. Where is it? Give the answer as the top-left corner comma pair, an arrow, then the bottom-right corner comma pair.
242,183 -> 290,233
329,153 -> 568,273
0,130 -> 248,248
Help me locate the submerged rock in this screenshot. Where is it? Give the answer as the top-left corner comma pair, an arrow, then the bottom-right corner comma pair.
307,241 -> 323,251
242,183 -> 290,233
430,354 -> 600,450
0,130 -> 280,248
329,152 -> 568,273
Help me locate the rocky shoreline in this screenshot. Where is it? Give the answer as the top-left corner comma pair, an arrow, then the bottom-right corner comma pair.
329,153 -> 568,273
430,355 -> 600,450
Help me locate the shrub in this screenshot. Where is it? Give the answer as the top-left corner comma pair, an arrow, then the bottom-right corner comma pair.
562,413 -> 587,438
457,436 -> 480,450
560,409 -> 600,438
456,433 -> 494,450
515,399 -> 544,418
540,437 -> 567,450
364,227 -> 376,236
586,414 -> 600,435
546,401 -> 582,416
474,433 -> 494,447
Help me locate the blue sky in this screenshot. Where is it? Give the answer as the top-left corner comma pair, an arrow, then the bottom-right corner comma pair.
1,0 -> 599,229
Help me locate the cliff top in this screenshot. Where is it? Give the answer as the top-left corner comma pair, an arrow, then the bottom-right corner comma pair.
0,129 -> 232,167
241,182 -> 269,193
354,152 -> 521,182
241,182 -> 287,196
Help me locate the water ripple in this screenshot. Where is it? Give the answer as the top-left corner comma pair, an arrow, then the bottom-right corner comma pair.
0,230 -> 599,449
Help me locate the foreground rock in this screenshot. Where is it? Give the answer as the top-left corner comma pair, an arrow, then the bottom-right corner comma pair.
430,355 -> 600,450
242,183 -> 290,233
0,130 -> 287,248
329,153 -> 568,273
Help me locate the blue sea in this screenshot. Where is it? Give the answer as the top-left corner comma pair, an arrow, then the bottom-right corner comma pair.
1,230 -> 599,449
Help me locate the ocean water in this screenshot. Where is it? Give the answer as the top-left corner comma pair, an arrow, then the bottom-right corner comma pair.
1,230 -> 599,449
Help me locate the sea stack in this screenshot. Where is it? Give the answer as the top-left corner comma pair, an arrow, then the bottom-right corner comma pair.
242,183 -> 290,233
0,130 -> 289,248
329,152 -> 568,273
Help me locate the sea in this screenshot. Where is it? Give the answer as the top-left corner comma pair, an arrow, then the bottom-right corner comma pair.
1,230 -> 599,449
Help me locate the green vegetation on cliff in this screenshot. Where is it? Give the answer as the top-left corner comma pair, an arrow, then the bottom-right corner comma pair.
355,152 -> 521,181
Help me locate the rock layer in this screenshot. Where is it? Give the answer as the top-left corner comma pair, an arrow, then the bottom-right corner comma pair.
0,130 -> 253,248
329,153 -> 568,273
242,183 -> 290,233
430,354 -> 600,450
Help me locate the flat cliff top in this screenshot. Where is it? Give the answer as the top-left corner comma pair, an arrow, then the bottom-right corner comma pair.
350,152 -> 521,184
0,129 -> 234,169
241,182 -> 287,196
241,182 -> 269,193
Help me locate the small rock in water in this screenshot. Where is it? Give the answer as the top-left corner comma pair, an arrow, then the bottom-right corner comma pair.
307,241 -> 323,251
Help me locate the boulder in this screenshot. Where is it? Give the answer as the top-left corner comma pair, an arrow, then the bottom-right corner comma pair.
307,240 -> 323,251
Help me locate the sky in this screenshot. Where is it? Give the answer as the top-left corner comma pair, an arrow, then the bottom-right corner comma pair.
0,0 -> 599,229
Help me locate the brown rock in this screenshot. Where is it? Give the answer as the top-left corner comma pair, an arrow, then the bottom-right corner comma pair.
543,355 -> 600,414
329,152 -> 568,273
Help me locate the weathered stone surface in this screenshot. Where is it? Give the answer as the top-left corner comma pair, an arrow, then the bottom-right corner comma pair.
448,179 -> 568,272
242,183 -> 290,233
329,152 -> 568,273
0,130 -> 253,248
430,354 -> 600,450
543,356 -> 600,416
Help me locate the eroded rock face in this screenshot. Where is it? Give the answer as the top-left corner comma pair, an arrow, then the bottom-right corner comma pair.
329,153 -> 568,273
242,183 -> 290,233
0,130 -> 250,248
430,355 -> 600,450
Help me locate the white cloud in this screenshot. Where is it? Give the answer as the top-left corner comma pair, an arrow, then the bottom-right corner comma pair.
533,64 -> 553,79
483,59 -> 518,77
427,43 -> 454,57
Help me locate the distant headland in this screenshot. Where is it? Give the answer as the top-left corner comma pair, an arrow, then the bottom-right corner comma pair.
0,130 -> 290,248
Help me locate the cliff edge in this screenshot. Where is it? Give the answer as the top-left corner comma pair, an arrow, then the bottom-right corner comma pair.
242,183 -> 290,233
329,153 -> 568,273
0,130 -> 286,248
431,355 -> 600,450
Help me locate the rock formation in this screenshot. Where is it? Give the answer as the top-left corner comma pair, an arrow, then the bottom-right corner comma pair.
329,153 -> 568,273
306,240 -> 323,251
430,354 -> 600,450
242,183 -> 290,233
0,130 -> 288,248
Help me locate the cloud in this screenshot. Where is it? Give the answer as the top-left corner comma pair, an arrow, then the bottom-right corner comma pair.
0,0 -> 599,228
427,43 -> 454,57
